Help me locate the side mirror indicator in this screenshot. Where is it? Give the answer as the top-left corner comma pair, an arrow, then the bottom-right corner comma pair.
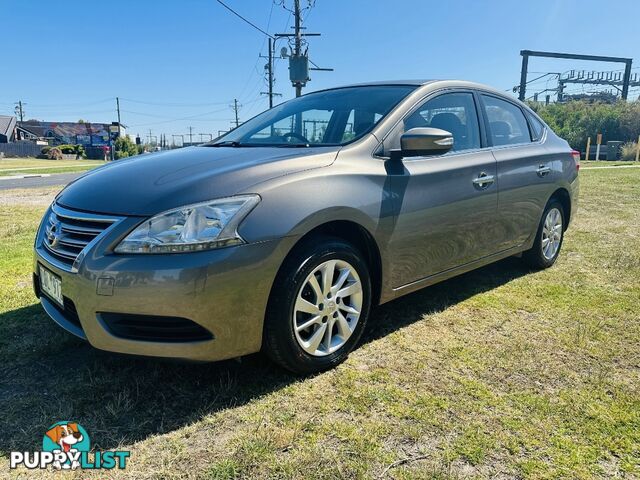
399,127 -> 454,157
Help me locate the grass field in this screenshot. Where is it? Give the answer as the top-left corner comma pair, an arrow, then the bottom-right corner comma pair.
581,160 -> 638,168
0,158 -> 106,177
0,167 -> 638,479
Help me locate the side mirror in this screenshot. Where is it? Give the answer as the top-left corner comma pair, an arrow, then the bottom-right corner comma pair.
396,127 -> 454,158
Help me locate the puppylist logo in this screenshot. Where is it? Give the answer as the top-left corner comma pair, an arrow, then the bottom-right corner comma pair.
10,421 -> 130,470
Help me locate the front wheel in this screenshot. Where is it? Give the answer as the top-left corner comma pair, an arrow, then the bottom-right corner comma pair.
523,200 -> 565,269
263,237 -> 371,374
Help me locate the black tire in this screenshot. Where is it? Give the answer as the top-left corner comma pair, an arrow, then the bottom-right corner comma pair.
263,236 -> 372,374
523,199 -> 565,269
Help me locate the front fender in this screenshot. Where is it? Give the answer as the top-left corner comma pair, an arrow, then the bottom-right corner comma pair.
236,159 -> 396,300
237,163 -> 389,244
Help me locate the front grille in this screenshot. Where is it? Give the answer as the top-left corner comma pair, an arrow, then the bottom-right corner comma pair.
100,313 -> 214,343
42,204 -> 119,271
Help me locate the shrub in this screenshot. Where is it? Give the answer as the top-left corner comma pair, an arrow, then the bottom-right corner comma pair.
57,144 -> 84,155
114,136 -> 139,160
57,144 -> 75,154
46,147 -> 63,160
40,146 -> 53,155
529,100 -> 640,150
621,141 -> 639,161
52,144 -> 86,158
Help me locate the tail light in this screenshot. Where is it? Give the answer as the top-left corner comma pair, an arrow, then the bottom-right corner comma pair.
571,150 -> 580,171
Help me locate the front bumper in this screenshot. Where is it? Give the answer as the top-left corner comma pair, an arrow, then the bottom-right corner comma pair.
33,206 -> 292,361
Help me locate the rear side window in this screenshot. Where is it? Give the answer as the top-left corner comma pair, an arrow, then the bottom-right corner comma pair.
526,111 -> 545,141
482,95 -> 532,146
403,92 -> 481,152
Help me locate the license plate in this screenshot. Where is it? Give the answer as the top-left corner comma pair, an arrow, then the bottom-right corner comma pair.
39,265 -> 63,307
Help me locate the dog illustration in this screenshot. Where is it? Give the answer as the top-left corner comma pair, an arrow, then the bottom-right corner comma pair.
45,422 -> 83,469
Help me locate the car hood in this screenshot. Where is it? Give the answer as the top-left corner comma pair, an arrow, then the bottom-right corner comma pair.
56,146 -> 339,216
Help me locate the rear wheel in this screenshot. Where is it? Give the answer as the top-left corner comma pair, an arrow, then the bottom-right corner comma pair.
523,200 -> 565,269
263,237 -> 371,374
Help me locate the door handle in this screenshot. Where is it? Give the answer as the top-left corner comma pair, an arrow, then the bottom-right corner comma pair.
536,164 -> 551,177
472,172 -> 495,189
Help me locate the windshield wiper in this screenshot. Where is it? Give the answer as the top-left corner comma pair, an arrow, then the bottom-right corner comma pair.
207,140 -> 243,147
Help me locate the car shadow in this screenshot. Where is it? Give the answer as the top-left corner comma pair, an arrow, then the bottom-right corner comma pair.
0,257 -> 530,454
362,256 -> 531,345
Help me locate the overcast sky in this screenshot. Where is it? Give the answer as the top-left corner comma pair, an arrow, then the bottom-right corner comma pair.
2,0 -> 639,140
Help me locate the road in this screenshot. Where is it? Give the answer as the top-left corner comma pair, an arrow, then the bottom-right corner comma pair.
0,172 -> 82,190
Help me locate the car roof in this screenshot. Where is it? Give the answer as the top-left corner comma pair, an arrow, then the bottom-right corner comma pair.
314,80 -> 514,99
339,80 -> 437,87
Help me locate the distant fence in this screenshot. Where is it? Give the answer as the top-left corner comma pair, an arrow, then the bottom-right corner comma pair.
0,142 -> 44,158
0,143 -> 109,160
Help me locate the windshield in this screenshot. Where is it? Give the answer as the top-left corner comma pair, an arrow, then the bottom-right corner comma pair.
208,85 -> 416,147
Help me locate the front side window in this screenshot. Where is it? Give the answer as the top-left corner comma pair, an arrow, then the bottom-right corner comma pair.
402,92 -> 481,152
482,95 -> 532,146
210,86 -> 416,147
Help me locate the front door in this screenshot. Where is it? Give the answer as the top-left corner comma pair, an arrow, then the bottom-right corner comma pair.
386,91 -> 499,288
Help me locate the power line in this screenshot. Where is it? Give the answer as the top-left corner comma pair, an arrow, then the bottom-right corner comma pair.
119,98 -> 232,107
121,106 -> 229,118
12,98 -> 114,109
518,50 -> 634,101
215,0 -> 274,38
236,0 -> 277,103
124,97 -> 263,128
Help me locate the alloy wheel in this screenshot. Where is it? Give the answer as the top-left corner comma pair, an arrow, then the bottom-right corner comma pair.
292,259 -> 363,357
542,207 -> 563,260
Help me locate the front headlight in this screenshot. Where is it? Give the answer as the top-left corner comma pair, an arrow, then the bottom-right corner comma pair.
114,195 -> 260,254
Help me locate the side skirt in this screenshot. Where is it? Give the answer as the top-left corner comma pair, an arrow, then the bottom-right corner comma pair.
384,245 -> 524,302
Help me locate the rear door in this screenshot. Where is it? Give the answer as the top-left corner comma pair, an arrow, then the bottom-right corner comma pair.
387,91 -> 499,287
479,94 -> 556,249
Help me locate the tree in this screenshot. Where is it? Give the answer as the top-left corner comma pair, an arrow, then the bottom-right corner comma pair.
114,135 -> 139,159
529,100 -> 640,150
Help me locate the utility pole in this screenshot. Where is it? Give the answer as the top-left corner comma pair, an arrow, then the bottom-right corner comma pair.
14,101 -> 25,122
268,38 -> 274,107
148,129 -> 153,145
116,97 -> 121,135
293,0 -> 302,97
259,38 -> 283,108
274,1 -> 332,99
231,99 -> 241,128
188,126 -> 194,145
293,0 -> 303,135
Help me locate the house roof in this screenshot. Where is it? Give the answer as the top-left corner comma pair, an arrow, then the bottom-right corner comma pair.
16,124 -> 47,137
0,115 -> 16,137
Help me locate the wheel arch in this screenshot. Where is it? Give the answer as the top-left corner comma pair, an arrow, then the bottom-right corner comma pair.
275,219 -> 383,307
549,187 -> 571,229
